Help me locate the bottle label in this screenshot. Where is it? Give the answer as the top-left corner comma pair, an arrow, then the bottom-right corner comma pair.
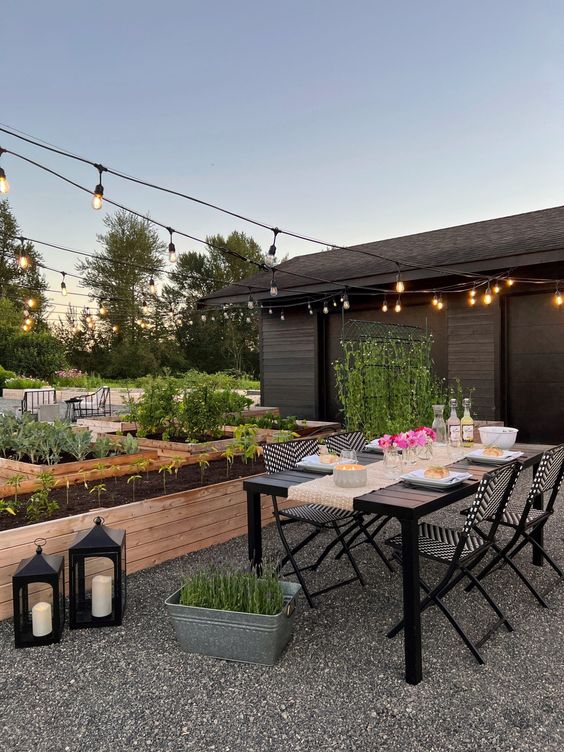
462,424 -> 474,442
449,425 -> 461,442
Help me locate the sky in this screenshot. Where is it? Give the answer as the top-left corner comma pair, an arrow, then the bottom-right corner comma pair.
2,0 -> 564,318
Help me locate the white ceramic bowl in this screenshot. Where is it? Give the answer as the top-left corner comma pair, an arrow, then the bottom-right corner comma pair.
478,426 -> 518,449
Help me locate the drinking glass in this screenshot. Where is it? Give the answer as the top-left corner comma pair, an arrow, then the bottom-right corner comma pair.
339,449 -> 358,465
383,447 -> 402,479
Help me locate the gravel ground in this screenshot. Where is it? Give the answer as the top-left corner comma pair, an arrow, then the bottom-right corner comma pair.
1,467 -> 563,752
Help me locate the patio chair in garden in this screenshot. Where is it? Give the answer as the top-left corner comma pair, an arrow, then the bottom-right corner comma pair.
326,431 -> 394,571
386,461 -> 522,664
468,443 -> 564,608
263,438 -> 373,607
65,386 -> 111,421
21,387 -> 56,415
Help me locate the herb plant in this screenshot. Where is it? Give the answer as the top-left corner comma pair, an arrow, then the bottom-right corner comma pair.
179,568 -> 284,615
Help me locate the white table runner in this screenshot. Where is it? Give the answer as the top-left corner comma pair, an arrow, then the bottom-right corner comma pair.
287,445 -> 481,511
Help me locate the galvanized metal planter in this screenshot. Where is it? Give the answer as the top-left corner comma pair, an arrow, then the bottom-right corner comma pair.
165,581 -> 301,665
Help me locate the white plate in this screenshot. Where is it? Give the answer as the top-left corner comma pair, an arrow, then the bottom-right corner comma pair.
296,455 -> 338,474
466,449 -> 523,465
364,440 -> 385,453
401,469 -> 472,489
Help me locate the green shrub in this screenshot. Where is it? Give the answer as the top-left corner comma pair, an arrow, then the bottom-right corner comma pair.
4,377 -> 47,389
0,366 -> 16,391
7,332 -> 66,381
179,568 -> 284,615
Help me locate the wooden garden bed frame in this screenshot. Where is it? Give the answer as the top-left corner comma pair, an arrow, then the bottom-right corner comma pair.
0,473 -> 287,621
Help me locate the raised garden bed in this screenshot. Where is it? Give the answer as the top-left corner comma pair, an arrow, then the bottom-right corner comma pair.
0,456 -> 283,621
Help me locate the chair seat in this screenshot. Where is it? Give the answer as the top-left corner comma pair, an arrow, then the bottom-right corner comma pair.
280,504 -> 355,525
386,522 -> 486,562
500,506 -> 549,527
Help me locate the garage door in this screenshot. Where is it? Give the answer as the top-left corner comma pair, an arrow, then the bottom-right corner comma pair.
506,293 -> 564,443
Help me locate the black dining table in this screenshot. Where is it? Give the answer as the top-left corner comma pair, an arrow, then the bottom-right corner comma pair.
244,442 -> 551,685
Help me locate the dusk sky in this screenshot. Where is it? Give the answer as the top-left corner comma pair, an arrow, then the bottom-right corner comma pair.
3,1 -> 564,317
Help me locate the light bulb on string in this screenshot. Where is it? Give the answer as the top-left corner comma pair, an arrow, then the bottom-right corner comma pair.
245,316 -> 251,324
555,283 -> 563,307
91,164 -> 106,210
308,302 -> 313,315
323,302 -> 329,314
506,278 -> 514,287
60,273 -> 67,296
332,299 -> 337,308
211,314 -> 215,322
470,285 -> 477,299
268,307 -> 273,315
99,302 -> 107,316
395,272 -> 405,293
268,228 -> 280,259
247,294 -> 254,310
382,298 -> 388,313
112,324 -> 119,333
0,149 -> 9,194
469,295 -> 476,306
149,277 -> 156,296
432,292 -> 439,307
17,238 -> 30,270
280,309 -> 285,321
394,298 -> 402,313
167,227 -> 177,263
483,286 -> 492,305
142,299 -> 149,314
342,291 -> 350,310
493,281 -> 501,294
24,317 -> 32,326
27,297 -> 36,309
269,270 -> 278,297
201,313 -> 207,322
437,296 -> 444,311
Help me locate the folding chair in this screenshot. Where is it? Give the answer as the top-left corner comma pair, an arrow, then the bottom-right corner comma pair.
386,462 -> 521,664
264,438 -> 372,608
326,431 -> 394,571
469,443 -> 564,607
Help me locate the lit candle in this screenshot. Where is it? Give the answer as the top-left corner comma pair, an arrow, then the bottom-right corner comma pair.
92,575 -> 113,617
32,601 -> 52,637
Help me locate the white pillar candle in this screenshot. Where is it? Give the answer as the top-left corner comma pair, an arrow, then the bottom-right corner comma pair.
92,575 -> 113,617
32,601 -> 52,637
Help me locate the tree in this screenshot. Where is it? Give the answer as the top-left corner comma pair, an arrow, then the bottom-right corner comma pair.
163,231 -> 263,374
0,198 -> 48,322
77,210 -> 166,343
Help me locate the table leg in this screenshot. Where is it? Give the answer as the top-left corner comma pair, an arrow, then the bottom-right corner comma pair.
531,463 -> 544,567
400,518 -> 423,685
247,490 -> 263,571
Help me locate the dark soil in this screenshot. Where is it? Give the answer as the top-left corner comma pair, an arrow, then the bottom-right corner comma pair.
0,456 -> 265,532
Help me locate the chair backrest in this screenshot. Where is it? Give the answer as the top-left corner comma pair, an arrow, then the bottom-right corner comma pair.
524,443 -> 564,516
462,461 -> 522,539
21,388 -> 56,414
263,438 -> 318,474
326,431 -> 366,455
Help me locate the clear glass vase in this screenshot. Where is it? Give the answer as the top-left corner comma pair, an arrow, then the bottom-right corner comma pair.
432,404 -> 447,446
416,439 -> 433,461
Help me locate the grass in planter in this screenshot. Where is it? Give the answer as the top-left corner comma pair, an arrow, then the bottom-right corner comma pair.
179,568 -> 284,616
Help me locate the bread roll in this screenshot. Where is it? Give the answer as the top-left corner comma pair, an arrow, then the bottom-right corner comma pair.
483,446 -> 504,457
424,466 -> 450,479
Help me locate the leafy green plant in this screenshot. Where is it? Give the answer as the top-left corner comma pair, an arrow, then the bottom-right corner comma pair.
0,366 -> 16,391
231,424 -> 261,467
92,436 -> 113,459
179,568 -> 284,615
122,433 -> 139,455
6,473 -> 25,509
197,454 -> 210,484
158,461 -> 174,493
0,498 -> 17,516
126,473 -> 142,502
26,471 -> 58,522
334,329 -> 449,437
223,444 -> 236,478
4,377 -> 47,389
65,429 -> 93,461
89,482 -> 107,506
132,456 -> 150,479
272,430 -> 299,443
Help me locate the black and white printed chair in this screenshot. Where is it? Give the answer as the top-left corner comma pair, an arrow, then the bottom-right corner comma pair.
469,443 -> 564,607
264,438 -> 371,608
386,461 -> 522,664
326,431 -> 394,570
326,431 -> 368,456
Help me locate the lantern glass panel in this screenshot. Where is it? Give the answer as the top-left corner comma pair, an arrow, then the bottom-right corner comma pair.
71,554 -> 122,626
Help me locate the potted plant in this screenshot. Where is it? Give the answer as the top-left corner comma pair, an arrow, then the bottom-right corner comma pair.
165,568 -> 301,665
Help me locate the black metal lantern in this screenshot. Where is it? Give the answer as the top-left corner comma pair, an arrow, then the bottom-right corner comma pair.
12,538 -> 65,648
69,516 -> 126,629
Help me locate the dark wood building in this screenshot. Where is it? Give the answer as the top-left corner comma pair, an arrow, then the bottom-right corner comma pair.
201,206 -> 564,443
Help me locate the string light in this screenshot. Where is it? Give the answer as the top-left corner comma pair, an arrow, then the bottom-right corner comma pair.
17,237 -> 30,270
268,228 -> 280,259
167,227 -> 177,263
112,324 -> 119,333
395,272 -> 405,293
269,270 -> 278,297
493,281 -> 501,294
99,302 -> 108,316
308,302 -> 313,315
342,290 -> 350,310
91,164 -> 106,210
432,292 -> 439,307
200,313 -> 207,322
470,285 -> 477,299
437,295 -> 444,310
268,307 -> 273,315
60,273 -> 67,296
247,294 -> 254,309
142,299 -> 149,314
323,302 -> 329,314
555,283 -> 563,307
245,316 -> 251,324
280,309 -> 285,321
0,148 -> 9,194
483,286 -> 493,305
394,298 -> 402,313
382,298 -> 388,313
506,278 -> 514,287
24,317 -> 32,326
26,297 -> 36,308
469,295 -> 476,306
